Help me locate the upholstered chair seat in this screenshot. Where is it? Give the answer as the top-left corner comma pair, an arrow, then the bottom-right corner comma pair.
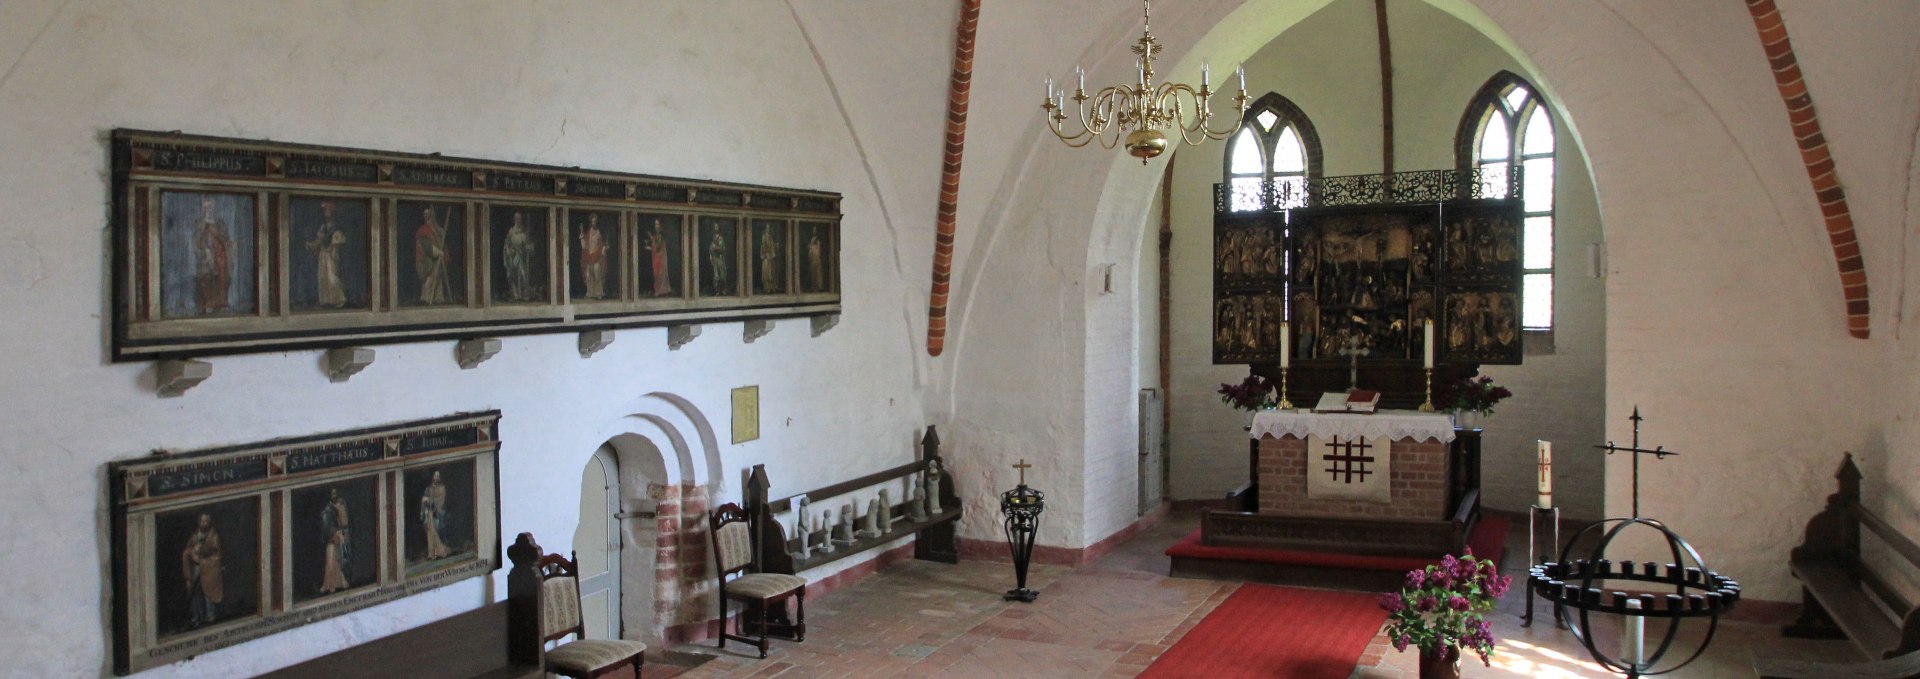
537,552 -> 645,678
710,502 -> 808,658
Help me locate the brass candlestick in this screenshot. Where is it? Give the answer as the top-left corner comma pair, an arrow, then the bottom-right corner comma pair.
1276,366 -> 1294,410
1418,368 -> 1436,412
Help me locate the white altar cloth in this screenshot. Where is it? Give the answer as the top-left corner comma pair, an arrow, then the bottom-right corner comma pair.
1249,409 -> 1456,444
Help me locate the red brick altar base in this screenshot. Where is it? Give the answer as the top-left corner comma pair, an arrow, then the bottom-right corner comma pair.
1257,434 -> 1449,520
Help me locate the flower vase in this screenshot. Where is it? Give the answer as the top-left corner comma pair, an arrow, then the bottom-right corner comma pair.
1453,411 -> 1480,430
1418,647 -> 1461,679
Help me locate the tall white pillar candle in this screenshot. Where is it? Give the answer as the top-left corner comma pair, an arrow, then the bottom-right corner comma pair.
1279,322 -> 1289,369
1422,320 -> 1434,368
1537,440 -> 1553,509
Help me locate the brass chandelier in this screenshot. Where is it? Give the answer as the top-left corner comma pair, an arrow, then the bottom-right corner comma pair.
1041,0 -> 1250,164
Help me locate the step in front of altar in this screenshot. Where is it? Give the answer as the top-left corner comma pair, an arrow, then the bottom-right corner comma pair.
1166,513 -> 1509,592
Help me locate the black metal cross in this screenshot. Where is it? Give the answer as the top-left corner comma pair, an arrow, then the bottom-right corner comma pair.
1594,406 -> 1679,518
1322,436 -> 1375,484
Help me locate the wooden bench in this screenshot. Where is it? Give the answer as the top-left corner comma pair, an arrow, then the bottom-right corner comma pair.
263,533 -> 556,679
1758,454 -> 1920,679
261,602 -> 539,679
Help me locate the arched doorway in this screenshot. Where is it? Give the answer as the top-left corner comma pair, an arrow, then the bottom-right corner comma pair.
573,446 -> 623,640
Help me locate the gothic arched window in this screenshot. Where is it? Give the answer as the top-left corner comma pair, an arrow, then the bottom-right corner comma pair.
1225,93 -> 1322,212
1458,72 -> 1556,331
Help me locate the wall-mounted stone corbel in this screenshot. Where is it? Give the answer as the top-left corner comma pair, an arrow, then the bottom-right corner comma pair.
578,329 -> 615,358
743,319 -> 774,344
324,347 -> 375,383
156,359 -> 212,397
810,314 -> 841,337
668,325 -> 701,351
456,338 -> 502,369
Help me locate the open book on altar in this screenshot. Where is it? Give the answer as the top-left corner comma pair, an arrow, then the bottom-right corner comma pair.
1312,389 -> 1382,414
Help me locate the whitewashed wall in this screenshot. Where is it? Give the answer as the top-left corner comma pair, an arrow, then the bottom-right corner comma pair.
0,2 -> 943,676
941,0 -> 1920,606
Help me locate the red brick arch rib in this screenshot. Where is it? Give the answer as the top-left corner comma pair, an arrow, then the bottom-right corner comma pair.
1746,0 -> 1869,339
927,0 -> 981,357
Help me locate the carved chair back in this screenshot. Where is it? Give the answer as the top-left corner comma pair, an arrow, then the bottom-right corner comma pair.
535,552 -> 587,645
709,502 -> 755,578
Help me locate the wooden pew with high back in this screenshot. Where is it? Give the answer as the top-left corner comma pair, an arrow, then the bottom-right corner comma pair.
1757,454 -> 1920,679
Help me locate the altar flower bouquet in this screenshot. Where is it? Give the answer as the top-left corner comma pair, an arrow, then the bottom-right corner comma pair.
1216,374 -> 1277,411
1379,551 -> 1512,667
1434,375 -> 1513,418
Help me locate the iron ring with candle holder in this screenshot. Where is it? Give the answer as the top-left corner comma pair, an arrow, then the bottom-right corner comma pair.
1528,517 -> 1740,677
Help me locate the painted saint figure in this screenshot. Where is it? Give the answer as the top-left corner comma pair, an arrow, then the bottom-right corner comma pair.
319,488 -> 351,593
420,470 -> 452,560
708,229 -> 730,294
758,226 -> 780,293
193,197 -> 234,314
646,219 -> 673,296
181,512 -> 225,628
806,234 -> 825,291
305,200 -> 349,308
415,206 -> 452,305
502,212 -> 535,302
578,213 -> 609,299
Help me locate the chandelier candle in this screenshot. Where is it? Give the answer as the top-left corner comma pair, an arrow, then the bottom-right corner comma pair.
1039,0 -> 1250,163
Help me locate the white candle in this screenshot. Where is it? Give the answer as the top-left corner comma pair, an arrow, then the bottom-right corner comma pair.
1279,322 -> 1290,369
1623,598 -> 1645,665
1202,60 -> 1210,89
1537,440 -> 1553,509
1076,65 -> 1086,93
1237,65 -> 1247,92
1422,319 -> 1434,368
1045,76 -> 1053,102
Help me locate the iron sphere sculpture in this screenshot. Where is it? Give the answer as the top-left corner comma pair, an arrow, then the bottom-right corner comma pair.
1528,517 -> 1741,678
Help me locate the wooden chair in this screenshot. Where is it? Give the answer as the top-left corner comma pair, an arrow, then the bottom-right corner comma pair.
710,502 -> 807,658
535,551 -> 647,678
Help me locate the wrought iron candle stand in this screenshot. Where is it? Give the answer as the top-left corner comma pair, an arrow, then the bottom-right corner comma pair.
1527,408 -> 1741,678
1521,503 -> 1563,628
1000,459 -> 1044,603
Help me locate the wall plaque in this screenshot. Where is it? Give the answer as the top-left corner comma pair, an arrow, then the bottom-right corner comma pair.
107,411 -> 504,675
111,130 -> 843,361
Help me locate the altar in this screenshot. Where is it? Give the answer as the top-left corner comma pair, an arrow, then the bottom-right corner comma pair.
1169,408 -> 1491,591
1249,409 -> 1457,520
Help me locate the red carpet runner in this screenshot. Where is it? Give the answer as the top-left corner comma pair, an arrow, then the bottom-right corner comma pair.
1139,585 -> 1388,679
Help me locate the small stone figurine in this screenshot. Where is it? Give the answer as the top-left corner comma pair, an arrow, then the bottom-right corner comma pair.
832,503 -> 856,545
816,509 -> 836,554
925,458 -> 945,514
878,488 -> 896,527
906,485 -> 929,522
790,496 -> 812,559
856,498 -> 883,538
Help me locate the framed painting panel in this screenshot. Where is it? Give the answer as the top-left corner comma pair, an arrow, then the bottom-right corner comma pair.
112,130 -> 843,361
750,218 -> 789,296
1441,202 -> 1522,286
402,457 -> 479,575
151,495 -> 265,640
108,411 -> 501,675
287,195 -> 373,313
287,474 -> 382,604
635,213 -> 685,299
1214,213 -> 1285,290
1212,291 -> 1286,364
394,200 -> 468,308
696,215 -> 742,298
489,205 -> 552,305
157,190 -> 258,319
1440,288 -> 1522,364
568,209 -> 624,302
796,220 -> 836,295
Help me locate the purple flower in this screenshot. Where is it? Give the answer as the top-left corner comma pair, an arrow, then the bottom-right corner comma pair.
1379,593 -> 1405,613
1448,595 -> 1470,611
1394,634 -> 1411,652
1417,595 -> 1438,613
1406,569 -> 1426,589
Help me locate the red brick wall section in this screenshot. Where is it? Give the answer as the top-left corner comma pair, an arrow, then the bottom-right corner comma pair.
649,482 -> 715,640
1257,435 -> 1449,520
1746,0 -> 1869,339
926,0 -> 981,357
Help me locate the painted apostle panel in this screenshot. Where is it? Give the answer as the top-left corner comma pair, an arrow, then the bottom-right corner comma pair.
288,196 -> 372,312
107,412 -> 502,675
569,209 -> 623,302
158,191 -> 257,319
636,213 -> 684,298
